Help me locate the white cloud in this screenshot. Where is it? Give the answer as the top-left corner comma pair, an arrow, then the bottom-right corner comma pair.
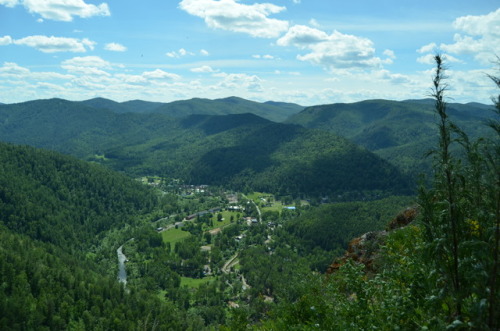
13,35 -> 95,53
191,65 -> 217,73
376,69 -> 411,85
166,48 -> 195,58
0,0 -> 18,7
417,53 -> 463,65
253,54 -> 274,59
4,0 -> 110,22
417,42 -> 437,54
213,72 -> 263,92
61,56 -> 114,76
104,43 -> 127,52
0,62 -> 30,75
143,69 -> 180,80
416,53 -> 436,65
178,0 -> 289,38
309,18 -> 320,28
277,25 -> 329,47
62,56 -> 112,68
419,9 -> 500,65
0,35 -> 13,45
453,8 -> 500,37
383,49 -> 396,59
278,25 -> 391,70
200,49 -> 210,56
114,74 -> 147,85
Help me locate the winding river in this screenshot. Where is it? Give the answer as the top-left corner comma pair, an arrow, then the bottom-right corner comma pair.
117,245 -> 127,285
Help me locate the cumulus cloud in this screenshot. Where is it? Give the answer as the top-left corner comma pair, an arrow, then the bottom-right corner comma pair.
277,25 -> 391,70
61,56 -> 113,76
417,53 -> 463,65
0,61 -> 74,84
375,69 -> 411,85
213,72 -> 263,92
1,0 -> 110,21
309,18 -> 320,28
417,42 -> 437,54
453,9 -> 500,37
62,56 -> 112,68
383,49 -> 396,59
143,69 -> 180,80
166,48 -> 195,58
0,36 -> 13,45
191,65 -> 217,73
178,0 -> 289,38
0,0 -> 17,7
252,54 -> 274,59
418,9 -> 500,65
104,43 -> 127,52
13,35 -> 95,53
200,49 -> 210,56
0,62 -> 30,75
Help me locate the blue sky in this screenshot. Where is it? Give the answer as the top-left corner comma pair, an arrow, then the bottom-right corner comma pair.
0,0 -> 499,105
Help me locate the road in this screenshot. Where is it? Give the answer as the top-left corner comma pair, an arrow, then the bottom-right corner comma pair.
242,194 -> 262,222
222,252 -> 239,274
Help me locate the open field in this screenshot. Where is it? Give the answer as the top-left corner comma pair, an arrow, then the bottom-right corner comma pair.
161,227 -> 191,244
181,276 -> 215,288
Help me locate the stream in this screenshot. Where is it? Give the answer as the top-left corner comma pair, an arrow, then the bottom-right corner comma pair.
117,245 -> 127,285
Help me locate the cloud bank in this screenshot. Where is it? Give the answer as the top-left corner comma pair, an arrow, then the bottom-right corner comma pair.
0,0 -> 110,21
179,0 -> 289,38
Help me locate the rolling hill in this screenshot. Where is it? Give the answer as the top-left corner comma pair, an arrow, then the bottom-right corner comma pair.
80,96 -> 304,122
0,141 -> 189,329
0,98 -> 410,198
286,99 -> 495,175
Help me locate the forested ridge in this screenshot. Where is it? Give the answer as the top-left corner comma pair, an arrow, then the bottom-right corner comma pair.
0,142 -> 156,249
0,142 -> 193,329
80,95 -> 304,122
0,101 -> 411,198
286,98 -> 495,175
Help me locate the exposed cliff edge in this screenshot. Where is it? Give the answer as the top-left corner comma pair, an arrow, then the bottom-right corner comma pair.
327,206 -> 418,275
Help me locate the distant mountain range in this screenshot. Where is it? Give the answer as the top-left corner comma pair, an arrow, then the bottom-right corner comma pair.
1,96 -> 494,195
0,98 -> 412,197
286,99 -> 495,175
79,96 -> 304,122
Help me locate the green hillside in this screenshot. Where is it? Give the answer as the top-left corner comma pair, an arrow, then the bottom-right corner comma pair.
0,98 -> 179,157
80,96 -> 304,122
81,97 -> 165,113
286,99 -> 494,175
0,141 -> 156,249
0,100 -> 410,198
149,96 -> 304,122
0,142 -> 193,329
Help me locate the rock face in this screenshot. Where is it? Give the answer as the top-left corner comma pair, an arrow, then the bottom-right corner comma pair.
327,206 -> 418,275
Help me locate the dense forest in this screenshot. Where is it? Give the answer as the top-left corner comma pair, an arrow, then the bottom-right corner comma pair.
0,101 -> 411,198
286,99 -> 495,176
0,56 -> 498,330
81,96 -> 304,122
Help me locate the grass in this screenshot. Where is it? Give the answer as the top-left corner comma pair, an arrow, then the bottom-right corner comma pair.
261,200 -> 285,213
208,211 -> 238,229
161,227 -> 191,244
181,276 -> 215,288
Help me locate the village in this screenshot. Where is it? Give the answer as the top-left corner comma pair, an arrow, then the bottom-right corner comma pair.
118,176 -> 308,292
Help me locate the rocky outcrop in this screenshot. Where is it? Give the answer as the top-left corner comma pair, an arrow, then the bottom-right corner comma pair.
327,206 -> 418,275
